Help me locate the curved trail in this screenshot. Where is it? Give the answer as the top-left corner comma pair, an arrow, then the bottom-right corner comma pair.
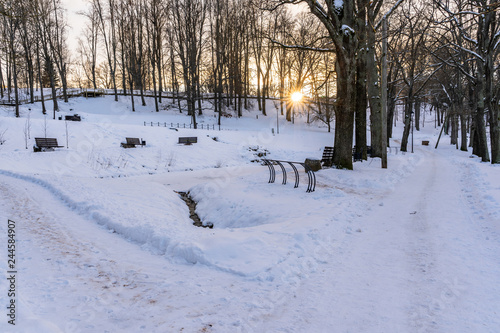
0,149 -> 499,332
0,173 -> 255,332
258,149 -> 500,332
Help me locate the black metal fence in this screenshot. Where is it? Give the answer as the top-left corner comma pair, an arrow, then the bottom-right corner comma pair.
144,121 -> 217,130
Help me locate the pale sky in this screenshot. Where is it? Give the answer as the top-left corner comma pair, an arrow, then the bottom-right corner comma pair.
62,0 -> 87,52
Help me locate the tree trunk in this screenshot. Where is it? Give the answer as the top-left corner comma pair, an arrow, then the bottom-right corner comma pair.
47,59 -> 59,117
36,42 -> 47,115
415,98 -> 421,131
401,97 -> 413,152
256,66 -> 262,111
450,112 -> 458,146
152,63 -> 159,112
489,105 -> 500,163
12,46 -> 19,118
333,56 -> 356,170
367,27 -> 382,158
473,61 -> 490,162
460,113 -> 468,151
355,25 -> 367,160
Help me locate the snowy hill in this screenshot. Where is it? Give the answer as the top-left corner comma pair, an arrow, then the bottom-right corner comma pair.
0,96 -> 499,332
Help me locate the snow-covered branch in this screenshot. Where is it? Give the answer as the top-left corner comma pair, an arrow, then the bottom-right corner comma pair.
440,83 -> 451,104
375,0 -> 405,31
449,42 -> 485,62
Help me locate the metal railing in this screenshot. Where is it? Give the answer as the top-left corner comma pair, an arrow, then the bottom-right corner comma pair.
263,159 -> 316,193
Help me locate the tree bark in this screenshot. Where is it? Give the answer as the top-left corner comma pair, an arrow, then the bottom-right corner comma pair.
367,26 -> 382,158
355,12 -> 367,160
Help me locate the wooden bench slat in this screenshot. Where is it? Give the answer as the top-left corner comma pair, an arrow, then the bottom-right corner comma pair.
178,137 -> 197,144
121,137 -> 145,148
126,137 -> 142,145
321,147 -> 334,162
321,146 -> 334,167
35,138 -> 63,147
34,138 -> 63,152
65,114 -> 81,121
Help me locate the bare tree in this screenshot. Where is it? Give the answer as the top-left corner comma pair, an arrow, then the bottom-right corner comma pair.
266,0 -> 367,169
4,2 -> 20,117
393,1 -> 434,152
92,0 -> 119,101
78,5 -> 99,89
171,0 -> 208,127
434,0 -> 498,163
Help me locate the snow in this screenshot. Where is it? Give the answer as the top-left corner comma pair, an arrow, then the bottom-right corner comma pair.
0,96 -> 499,332
341,24 -> 355,35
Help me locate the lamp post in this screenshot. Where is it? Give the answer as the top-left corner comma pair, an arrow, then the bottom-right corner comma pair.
276,107 -> 279,134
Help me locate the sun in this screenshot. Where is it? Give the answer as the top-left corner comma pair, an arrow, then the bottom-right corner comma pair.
291,91 -> 303,103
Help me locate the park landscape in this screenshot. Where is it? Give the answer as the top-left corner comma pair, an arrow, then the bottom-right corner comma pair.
0,92 -> 498,332
1,0 -> 500,332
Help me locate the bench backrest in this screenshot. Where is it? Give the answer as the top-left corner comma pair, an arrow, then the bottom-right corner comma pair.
126,137 -> 142,145
321,146 -> 334,161
35,138 -> 60,147
65,114 -> 81,121
178,137 -> 197,144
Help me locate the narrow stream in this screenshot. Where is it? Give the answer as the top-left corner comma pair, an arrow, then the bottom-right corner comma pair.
177,191 -> 213,228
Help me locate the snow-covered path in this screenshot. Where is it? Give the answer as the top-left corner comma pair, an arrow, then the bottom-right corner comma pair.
259,149 -> 500,333
0,173 -> 254,332
1,146 -> 499,332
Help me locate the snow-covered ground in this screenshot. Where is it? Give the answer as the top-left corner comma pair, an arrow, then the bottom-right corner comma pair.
0,96 -> 499,332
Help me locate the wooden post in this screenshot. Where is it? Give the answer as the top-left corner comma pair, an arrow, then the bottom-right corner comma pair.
381,18 -> 388,169
65,120 -> 69,149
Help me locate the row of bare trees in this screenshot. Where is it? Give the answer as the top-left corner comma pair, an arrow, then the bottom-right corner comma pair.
1,0 -> 499,166
0,0 -> 69,119
73,0 -> 335,129
381,0 -> 500,164
269,0 -> 500,167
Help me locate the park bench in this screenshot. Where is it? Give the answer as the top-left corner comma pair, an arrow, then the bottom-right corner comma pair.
352,145 -> 372,162
178,137 -> 197,145
321,146 -> 334,167
323,145 -> 373,164
34,137 -> 64,152
65,114 -> 81,121
121,137 -> 146,148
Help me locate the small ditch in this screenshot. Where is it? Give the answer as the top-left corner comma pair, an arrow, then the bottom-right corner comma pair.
176,191 -> 213,229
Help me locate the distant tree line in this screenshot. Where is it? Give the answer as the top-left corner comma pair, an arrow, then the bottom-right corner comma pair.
1,0 -> 499,166
73,0 -> 337,131
1,0 -> 69,118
